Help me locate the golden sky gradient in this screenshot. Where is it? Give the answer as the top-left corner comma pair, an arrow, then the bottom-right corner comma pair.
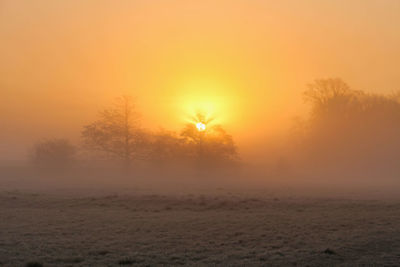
1,0 -> 400,159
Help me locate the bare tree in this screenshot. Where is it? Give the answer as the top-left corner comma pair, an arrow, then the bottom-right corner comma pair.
304,78 -> 361,121
82,96 -> 147,166
31,139 -> 76,168
304,78 -> 351,105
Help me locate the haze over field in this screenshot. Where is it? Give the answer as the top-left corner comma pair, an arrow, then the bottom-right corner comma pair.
1,2 -> 400,265
1,0 -> 400,162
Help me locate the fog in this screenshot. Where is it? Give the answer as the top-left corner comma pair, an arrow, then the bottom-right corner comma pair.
1,78 -> 400,199
2,1 -> 400,199
4,2 -> 400,266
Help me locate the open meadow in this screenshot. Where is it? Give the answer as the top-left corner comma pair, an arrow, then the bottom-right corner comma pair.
1,189 -> 400,266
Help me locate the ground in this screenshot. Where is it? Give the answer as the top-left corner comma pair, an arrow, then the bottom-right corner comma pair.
1,191 -> 400,266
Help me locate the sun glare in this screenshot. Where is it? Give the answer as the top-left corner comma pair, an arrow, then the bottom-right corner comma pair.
196,122 -> 206,131
177,79 -> 234,126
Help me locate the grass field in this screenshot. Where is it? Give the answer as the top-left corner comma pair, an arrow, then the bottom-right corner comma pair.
1,190 -> 400,266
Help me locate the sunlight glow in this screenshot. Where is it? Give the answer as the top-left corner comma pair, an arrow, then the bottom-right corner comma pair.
196,122 -> 206,131
177,80 -> 234,127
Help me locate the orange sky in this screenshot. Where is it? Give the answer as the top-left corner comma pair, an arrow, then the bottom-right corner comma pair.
1,0 -> 400,160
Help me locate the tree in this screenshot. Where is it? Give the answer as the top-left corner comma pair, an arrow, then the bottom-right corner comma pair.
147,129 -> 185,165
180,113 -> 237,165
82,96 -> 147,165
297,78 -> 400,175
31,139 -> 76,168
304,78 -> 360,122
304,78 -> 352,106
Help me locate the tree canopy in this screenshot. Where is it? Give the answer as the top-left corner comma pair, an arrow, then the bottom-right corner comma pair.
82,99 -> 238,168
82,96 -> 148,165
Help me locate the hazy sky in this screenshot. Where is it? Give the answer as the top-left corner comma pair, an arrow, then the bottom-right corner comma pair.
1,0 -> 400,160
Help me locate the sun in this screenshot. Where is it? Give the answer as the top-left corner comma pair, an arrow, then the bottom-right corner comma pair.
196,122 -> 206,131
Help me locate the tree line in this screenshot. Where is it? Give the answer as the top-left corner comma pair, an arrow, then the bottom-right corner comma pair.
31,78 -> 400,177
31,96 -> 238,170
292,78 -> 400,176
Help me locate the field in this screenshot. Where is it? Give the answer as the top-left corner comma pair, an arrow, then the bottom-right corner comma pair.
1,190 -> 400,266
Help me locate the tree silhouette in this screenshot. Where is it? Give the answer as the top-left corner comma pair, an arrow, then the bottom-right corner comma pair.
148,129 -> 185,165
82,96 -> 147,166
297,78 -> 400,175
304,78 -> 361,122
31,139 -> 76,169
180,113 -> 237,165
